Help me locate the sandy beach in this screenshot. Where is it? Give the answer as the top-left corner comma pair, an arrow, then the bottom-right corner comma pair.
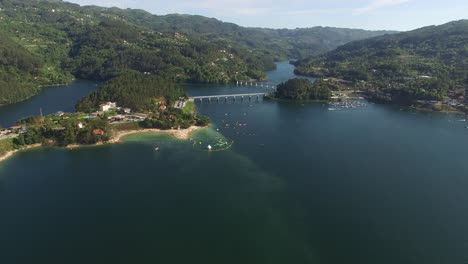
0,144 -> 42,164
109,126 -> 203,143
0,126 -> 204,163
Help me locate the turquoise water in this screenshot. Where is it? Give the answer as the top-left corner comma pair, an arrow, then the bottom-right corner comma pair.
1,62 -> 468,263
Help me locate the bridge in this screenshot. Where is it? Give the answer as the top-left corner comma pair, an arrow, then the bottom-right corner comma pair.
189,81 -> 278,103
236,81 -> 277,89
189,93 -> 271,103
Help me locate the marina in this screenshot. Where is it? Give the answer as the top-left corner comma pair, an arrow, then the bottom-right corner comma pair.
329,100 -> 367,110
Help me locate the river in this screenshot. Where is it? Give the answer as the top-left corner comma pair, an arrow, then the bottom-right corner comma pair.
1,62 -> 468,264
0,80 -> 98,127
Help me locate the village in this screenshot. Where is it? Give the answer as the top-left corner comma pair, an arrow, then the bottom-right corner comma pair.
320,77 -> 468,113
0,97 -> 191,142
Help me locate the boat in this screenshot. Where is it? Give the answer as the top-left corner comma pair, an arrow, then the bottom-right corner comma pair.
207,145 -> 212,150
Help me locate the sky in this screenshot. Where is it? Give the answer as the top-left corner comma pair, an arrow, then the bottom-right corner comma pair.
66,0 -> 468,31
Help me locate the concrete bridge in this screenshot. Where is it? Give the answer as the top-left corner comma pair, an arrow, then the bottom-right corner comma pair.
189,93 -> 270,103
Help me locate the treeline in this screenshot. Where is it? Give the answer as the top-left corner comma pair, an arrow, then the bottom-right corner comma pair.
76,73 -> 184,112
294,20 -> 468,103
14,115 -> 110,147
140,108 -> 210,130
275,78 -> 331,101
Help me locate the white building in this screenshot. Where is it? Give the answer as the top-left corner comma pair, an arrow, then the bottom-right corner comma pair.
100,102 -> 117,112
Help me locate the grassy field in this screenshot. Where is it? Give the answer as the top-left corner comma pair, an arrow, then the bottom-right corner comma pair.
110,122 -> 142,132
183,101 -> 195,115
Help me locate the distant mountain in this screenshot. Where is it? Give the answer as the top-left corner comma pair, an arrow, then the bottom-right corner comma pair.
295,20 -> 468,105
87,6 -> 396,60
0,0 -> 393,106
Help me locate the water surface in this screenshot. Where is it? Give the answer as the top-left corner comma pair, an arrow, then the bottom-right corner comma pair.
0,80 -> 98,127
1,62 -> 468,264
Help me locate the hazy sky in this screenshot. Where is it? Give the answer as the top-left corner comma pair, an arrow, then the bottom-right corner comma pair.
67,0 -> 468,31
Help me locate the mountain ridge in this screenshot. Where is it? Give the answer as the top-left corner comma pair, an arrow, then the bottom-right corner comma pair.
0,0 -> 395,106
294,19 -> 468,109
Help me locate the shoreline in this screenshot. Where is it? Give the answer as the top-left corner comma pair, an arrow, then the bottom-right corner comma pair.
0,144 -> 42,164
110,126 -> 203,143
1,126 -> 204,164
66,126 -> 205,149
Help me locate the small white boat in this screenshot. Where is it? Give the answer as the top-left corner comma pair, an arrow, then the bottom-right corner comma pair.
207,145 -> 212,150
155,146 -> 160,151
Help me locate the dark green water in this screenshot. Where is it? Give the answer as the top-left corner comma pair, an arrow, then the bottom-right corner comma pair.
0,80 -> 98,127
1,62 -> 468,264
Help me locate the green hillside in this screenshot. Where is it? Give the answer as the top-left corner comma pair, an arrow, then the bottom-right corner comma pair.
92,7 -> 395,60
0,31 -> 43,105
295,20 -> 468,106
0,0 -> 393,106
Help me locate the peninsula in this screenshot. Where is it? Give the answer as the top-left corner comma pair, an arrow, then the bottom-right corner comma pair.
0,73 -> 209,164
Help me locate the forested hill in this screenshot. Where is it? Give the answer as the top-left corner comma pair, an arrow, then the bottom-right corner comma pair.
294,20 -> 468,104
79,6 -> 395,60
0,32 -> 43,105
0,0 -> 392,106
76,73 -> 184,112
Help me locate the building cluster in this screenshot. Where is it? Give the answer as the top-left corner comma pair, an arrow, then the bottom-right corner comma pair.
173,97 -> 188,109
0,100 -> 162,142
98,102 -> 131,114
107,113 -> 147,124
0,126 -> 26,140
95,102 -> 147,124
99,102 -> 117,112
444,97 -> 466,107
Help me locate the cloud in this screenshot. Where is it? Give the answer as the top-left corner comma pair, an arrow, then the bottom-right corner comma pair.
353,0 -> 410,15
